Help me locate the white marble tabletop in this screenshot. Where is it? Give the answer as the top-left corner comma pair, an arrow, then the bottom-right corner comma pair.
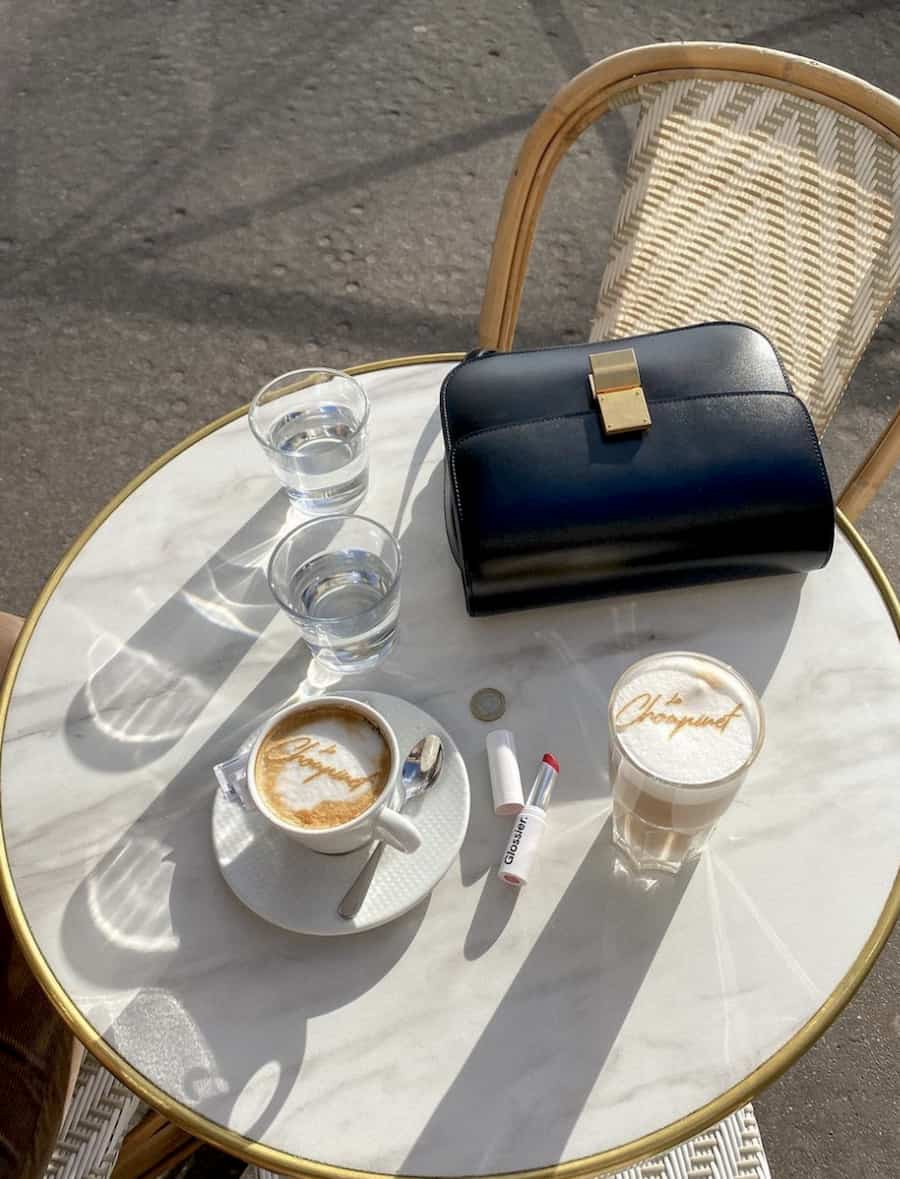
2,359 -> 899,1178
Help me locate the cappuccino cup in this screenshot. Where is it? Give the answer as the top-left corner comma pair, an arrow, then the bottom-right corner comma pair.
247,696 -> 421,854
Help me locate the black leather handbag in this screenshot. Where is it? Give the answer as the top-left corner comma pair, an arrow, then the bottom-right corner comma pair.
441,322 -> 834,616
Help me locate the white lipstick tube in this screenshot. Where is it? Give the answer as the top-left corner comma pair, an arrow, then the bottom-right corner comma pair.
497,754 -> 559,887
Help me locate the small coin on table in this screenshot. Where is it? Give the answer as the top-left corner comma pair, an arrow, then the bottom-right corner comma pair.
470,687 -> 506,722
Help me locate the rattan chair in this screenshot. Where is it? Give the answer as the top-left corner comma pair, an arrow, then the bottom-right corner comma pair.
43,1058 -> 199,1179
480,42 -> 900,522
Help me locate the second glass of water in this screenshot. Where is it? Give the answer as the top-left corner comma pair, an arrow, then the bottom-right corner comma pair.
267,515 -> 401,673
249,368 -> 369,514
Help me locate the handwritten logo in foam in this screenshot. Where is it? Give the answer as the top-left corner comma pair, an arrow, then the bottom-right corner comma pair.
264,736 -> 379,790
614,691 -> 742,740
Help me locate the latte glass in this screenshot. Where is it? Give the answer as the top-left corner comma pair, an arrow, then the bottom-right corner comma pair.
267,515 -> 401,674
608,652 -> 764,874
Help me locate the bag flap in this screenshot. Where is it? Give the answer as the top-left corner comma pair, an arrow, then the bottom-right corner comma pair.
441,322 -> 792,445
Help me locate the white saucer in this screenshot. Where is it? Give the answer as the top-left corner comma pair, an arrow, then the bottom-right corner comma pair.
212,690 -> 470,935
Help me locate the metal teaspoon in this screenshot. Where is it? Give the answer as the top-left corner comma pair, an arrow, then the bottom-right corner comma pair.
337,734 -> 444,919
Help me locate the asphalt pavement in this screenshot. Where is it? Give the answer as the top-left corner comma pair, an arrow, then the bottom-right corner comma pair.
1,2 -> 898,1176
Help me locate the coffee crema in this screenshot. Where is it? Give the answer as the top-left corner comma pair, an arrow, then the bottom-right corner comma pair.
255,705 -> 391,829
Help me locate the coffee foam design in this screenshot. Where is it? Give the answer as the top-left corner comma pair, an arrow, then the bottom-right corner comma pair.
256,707 -> 391,828
613,655 -> 758,787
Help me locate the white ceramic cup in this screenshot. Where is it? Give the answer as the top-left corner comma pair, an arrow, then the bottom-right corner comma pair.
246,696 -> 422,855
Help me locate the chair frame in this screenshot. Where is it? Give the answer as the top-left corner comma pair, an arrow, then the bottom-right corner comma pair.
478,42 -> 900,521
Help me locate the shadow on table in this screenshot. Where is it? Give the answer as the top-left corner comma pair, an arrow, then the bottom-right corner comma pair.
390,401 -> 443,538
62,393 -> 448,777
64,491 -> 290,772
402,820 -> 695,1175
60,640 -> 428,1143
56,391 -> 452,1143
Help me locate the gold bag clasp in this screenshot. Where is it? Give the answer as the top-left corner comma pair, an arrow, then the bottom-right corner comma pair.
588,348 -> 652,435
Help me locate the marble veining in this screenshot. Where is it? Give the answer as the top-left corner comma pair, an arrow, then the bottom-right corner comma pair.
2,362 -> 900,1176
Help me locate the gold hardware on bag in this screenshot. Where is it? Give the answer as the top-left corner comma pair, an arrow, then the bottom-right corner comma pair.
588,349 -> 652,435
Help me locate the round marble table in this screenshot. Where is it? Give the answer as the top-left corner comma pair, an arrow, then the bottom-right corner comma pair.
1,356 -> 898,1179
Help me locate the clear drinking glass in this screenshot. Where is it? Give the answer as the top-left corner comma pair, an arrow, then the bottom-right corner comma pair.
267,515 -> 401,673
249,368 -> 369,514
608,652 -> 764,874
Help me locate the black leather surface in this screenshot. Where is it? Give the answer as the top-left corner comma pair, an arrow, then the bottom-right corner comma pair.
441,323 -> 834,616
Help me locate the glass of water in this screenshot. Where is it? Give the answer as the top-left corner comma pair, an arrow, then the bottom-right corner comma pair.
267,515 -> 401,673
249,368 -> 369,514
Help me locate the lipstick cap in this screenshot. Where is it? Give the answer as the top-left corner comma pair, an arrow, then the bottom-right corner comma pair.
486,730 -> 524,815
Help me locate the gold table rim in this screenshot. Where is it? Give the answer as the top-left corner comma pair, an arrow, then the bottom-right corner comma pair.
0,352 -> 897,1179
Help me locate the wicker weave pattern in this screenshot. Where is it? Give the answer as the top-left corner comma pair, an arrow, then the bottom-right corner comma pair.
608,1103 -> 771,1179
43,1054 -> 142,1179
591,78 -> 900,433
245,1103 -> 770,1179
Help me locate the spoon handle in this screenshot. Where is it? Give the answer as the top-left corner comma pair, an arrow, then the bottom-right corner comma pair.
338,841 -> 387,919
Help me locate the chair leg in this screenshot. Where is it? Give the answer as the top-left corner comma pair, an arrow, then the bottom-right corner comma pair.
109,1112 -> 203,1179
838,406 -> 900,522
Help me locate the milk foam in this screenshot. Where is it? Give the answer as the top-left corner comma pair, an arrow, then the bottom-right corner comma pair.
256,708 -> 390,827
612,655 -> 757,785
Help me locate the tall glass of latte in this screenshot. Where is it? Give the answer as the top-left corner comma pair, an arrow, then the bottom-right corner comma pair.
608,652 -> 764,874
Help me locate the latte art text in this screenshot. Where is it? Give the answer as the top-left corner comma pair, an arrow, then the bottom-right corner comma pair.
263,735 -> 380,790
615,690 -> 743,740
255,705 -> 391,829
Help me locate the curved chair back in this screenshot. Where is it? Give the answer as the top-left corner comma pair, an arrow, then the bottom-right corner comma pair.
479,44 -> 900,518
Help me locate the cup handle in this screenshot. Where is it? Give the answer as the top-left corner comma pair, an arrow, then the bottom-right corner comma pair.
375,808 -> 422,853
